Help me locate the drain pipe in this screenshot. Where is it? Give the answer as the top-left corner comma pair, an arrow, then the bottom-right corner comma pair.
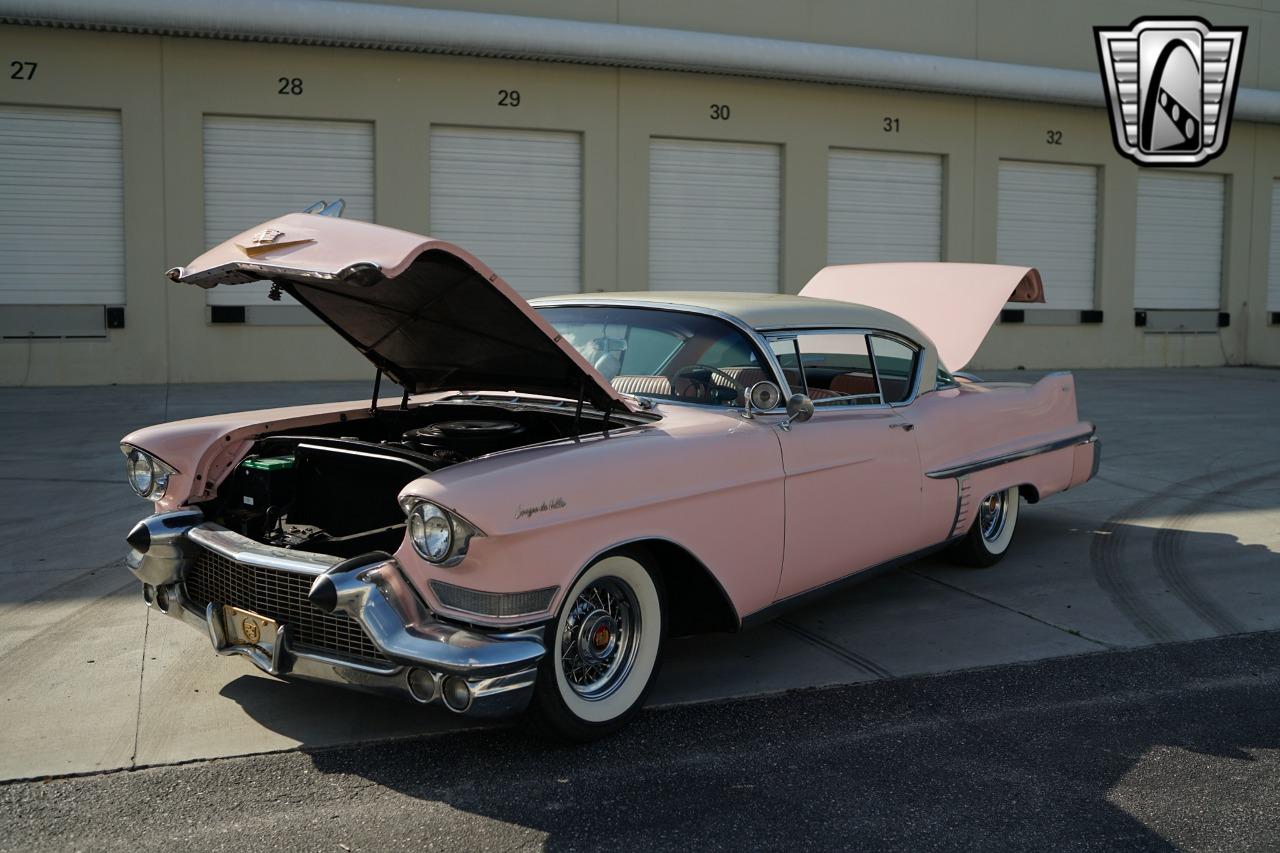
4,0 -> 1279,122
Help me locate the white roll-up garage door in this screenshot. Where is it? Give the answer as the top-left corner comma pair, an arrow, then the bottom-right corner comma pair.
996,161 -> 1098,311
649,139 -> 780,293
204,116 -> 374,307
828,149 -> 941,264
430,127 -> 581,300
0,105 -> 123,306
1135,172 -> 1225,310
1268,180 -> 1280,312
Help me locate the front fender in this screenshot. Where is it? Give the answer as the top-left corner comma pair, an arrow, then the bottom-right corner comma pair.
396,407 -> 785,626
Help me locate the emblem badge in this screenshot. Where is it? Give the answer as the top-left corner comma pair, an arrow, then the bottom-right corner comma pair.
249,228 -> 285,246
1095,17 -> 1246,167
234,226 -> 315,257
241,617 -> 261,645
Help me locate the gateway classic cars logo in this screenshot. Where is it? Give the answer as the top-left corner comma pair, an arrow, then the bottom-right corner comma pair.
1094,17 -> 1246,166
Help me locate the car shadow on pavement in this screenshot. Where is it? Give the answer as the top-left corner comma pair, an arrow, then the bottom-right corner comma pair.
218,524 -> 1280,851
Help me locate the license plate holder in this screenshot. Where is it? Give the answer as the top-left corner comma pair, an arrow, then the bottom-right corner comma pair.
221,605 -> 279,655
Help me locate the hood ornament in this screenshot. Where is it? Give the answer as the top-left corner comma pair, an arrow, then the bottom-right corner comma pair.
235,226 -> 315,257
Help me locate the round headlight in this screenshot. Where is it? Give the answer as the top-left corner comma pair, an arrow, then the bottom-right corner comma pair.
409,502 -> 453,563
124,448 -> 170,500
127,449 -> 155,497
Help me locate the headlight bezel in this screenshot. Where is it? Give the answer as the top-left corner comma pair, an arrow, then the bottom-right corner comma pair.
401,497 -> 482,567
120,445 -> 177,501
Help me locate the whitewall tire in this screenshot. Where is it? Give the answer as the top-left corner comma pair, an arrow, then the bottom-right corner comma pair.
530,550 -> 666,740
945,486 -> 1020,568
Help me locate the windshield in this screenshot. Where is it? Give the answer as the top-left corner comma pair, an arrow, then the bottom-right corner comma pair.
537,305 -> 770,407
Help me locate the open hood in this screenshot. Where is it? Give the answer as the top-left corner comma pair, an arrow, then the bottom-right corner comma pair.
168,214 -> 634,413
799,263 -> 1045,370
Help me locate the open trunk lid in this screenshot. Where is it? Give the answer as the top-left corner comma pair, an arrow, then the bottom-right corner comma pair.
168,213 -> 635,413
799,262 -> 1045,370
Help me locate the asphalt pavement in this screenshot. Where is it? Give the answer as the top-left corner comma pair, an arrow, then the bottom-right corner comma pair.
4,629 -> 1278,852
1,366 -> 1278,850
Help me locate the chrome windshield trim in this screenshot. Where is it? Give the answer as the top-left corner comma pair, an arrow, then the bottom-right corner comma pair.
532,298 -> 792,406
925,427 -> 1098,479
187,523 -> 342,576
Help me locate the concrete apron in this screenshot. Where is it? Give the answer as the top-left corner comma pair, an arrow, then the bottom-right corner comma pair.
0,369 -> 1276,780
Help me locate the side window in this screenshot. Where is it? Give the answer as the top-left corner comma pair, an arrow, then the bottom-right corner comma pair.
869,335 -> 919,404
771,332 -> 881,406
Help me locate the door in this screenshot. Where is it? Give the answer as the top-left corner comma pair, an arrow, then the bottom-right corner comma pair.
0,105 -> 124,308
1135,172 -> 1225,310
828,148 -> 942,264
997,161 -> 1098,311
1267,179 -> 1280,315
649,138 -> 781,293
768,331 -> 924,601
430,126 -> 582,300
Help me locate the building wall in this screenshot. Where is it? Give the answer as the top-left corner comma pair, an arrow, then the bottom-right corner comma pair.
0,7 -> 1278,385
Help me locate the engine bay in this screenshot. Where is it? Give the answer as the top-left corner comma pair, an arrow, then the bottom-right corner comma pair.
204,399 -> 627,558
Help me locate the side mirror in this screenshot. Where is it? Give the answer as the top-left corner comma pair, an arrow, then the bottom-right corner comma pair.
781,393 -> 814,430
744,381 -> 781,417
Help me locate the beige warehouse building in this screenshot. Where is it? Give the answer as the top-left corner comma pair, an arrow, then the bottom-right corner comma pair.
1,0 -> 1279,386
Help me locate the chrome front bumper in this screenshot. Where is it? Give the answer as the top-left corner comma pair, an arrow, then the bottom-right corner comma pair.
125,511 -> 545,717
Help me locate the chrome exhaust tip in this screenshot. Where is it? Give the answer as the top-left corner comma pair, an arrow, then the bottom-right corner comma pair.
407,668 -> 439,704
441,676 -> 473,713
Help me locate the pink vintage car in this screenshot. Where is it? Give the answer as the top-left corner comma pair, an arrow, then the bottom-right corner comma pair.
122,212 -> 1099,740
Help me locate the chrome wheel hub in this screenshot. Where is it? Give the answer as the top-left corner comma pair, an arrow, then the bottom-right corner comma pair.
979,490 -> 1008,543
560,578 -> 641,701
577,610 -> 619,663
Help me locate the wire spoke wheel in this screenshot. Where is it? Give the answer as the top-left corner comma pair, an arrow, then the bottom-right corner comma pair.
979,490 -> 1009,543
558,577 -> 642,702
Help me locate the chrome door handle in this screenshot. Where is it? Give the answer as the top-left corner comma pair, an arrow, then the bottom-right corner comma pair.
890,422 -> 915,431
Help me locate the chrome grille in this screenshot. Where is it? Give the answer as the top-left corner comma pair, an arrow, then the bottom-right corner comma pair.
184,546 -> 390,667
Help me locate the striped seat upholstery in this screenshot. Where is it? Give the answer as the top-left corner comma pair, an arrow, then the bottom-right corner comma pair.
611,375 -> 675,397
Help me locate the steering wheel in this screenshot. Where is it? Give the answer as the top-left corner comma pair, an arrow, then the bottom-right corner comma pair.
673,364 -> 744,404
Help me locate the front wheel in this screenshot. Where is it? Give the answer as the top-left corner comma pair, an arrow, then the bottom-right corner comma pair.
945,486 -> 1020,568
529,551 -> 666,741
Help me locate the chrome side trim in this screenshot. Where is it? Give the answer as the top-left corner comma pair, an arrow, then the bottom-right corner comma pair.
926,428 -> 1098,479
188,524 -> 342,576
949,476 -> 973,537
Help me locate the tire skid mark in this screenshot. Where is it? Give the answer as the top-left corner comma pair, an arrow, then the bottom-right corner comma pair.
1152,467 -> 1280,637
776,618 -> 892,679
1090,461 -> 1261,643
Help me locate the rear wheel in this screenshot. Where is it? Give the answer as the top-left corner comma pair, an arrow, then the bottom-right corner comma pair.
529,551 -> 666,741
945,486 -> 1020,567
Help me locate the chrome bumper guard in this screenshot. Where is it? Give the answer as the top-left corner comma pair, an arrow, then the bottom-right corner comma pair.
125,512 -> 545,717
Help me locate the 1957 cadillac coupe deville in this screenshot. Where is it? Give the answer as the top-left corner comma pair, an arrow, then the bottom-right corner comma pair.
123,212 -> 1099,740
